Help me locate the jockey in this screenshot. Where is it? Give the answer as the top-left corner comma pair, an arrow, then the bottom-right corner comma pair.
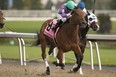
52,0 -> 75,32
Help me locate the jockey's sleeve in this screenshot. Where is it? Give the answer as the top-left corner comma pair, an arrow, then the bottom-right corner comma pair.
60,12 -> 72,18
58,9 -> 67,18
61,13 -> 67,18
58,4 -> 72,18
58,4 -> 65,14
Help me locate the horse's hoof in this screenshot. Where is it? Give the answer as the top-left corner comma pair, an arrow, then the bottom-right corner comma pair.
68,69 -> 74,73
53,61 -> 59,66
46,67 -> 50,75
59,63 -> 65,69
73,68 -> 78,72
40,72 -> 48,76
68,69 -> 77,73
46,71 -> 50,75
61,67 -> 65,70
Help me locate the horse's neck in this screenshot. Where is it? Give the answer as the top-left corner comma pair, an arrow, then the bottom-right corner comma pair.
79,25 -> 89,38
79,15 -> 89,38
62,22 -> 78,37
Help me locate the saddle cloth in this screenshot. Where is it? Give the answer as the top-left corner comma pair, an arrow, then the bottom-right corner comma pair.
44,19 -> 59,39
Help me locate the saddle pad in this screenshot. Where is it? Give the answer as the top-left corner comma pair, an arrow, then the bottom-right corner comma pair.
44,19 -> 59,39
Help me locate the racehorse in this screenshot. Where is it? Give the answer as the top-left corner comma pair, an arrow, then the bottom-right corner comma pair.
78,11 -> 99,54
0,11 -> 4,28
37,8 -> 86,75
47,11 -> 100,67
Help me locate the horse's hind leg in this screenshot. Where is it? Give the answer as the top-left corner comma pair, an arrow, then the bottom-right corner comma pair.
41,43 -> 50,75
47,45 -> 56,61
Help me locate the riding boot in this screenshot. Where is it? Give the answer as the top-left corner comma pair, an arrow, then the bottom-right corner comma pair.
52,20 -> 63,32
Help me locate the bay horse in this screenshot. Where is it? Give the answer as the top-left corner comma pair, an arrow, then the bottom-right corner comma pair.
0,11 -> 4,28
47,11 -> 100,67
37,8 -> 86,75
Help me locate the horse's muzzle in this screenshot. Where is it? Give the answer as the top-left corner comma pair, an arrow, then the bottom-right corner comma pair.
93,24 -> 100,31
0,23 -> 4,28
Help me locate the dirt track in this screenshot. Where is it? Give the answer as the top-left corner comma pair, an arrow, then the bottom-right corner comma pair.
0,59 -> 116,77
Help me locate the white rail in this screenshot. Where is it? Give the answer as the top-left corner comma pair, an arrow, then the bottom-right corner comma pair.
87,34 -> 116,41
0,32 -> 37,66
0,32 -> 116,71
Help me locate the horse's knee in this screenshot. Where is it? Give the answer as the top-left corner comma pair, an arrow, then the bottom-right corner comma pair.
79,54 -> 83,59
41,53 -> 46,59
77,54 -> 83,62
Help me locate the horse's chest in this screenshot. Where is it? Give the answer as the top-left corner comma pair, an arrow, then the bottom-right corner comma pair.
58,41 -> 79,52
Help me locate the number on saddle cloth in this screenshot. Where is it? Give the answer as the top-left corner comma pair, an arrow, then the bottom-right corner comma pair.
46,22 -> 53,31
44,19 -> 58,38
46,19 -> 58,32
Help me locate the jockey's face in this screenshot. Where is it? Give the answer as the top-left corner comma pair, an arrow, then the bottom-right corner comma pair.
65,6 -> 72,13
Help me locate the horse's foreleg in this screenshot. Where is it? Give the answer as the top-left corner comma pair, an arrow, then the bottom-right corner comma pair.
57,50 -> 65,69
53,47 -> 65,66
52,47 -> 59,66
72,45 -> 83,72
41,43 -> 50,75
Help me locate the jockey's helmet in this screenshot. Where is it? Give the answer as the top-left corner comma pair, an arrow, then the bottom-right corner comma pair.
77,2 -> 85,10
66,0 -> 75,10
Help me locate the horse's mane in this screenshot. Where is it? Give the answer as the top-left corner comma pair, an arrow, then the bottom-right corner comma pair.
74,8 -> 85,17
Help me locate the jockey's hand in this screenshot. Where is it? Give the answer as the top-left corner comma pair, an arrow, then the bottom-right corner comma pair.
67,13 -> 72,18
67,13 -> 71,16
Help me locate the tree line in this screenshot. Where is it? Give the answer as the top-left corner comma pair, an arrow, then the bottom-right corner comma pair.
0,0 -> 116,10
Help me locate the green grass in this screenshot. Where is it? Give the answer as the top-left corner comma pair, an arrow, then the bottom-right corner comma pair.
1,21 -> 43,33
0,45 -> 116,66
1,21 -> 116,34
83,48 -> 116,66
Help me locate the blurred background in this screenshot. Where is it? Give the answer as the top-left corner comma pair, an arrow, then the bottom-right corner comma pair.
0,0 -> 116,34
0,0 -> 116,10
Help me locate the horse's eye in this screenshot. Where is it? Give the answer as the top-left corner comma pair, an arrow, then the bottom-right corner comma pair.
89,18 -> 92,21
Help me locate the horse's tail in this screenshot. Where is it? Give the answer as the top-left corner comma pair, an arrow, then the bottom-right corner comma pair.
36,32 -> 40,45
31,32 -> 40,46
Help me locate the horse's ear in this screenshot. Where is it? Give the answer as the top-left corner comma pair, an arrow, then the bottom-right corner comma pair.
92,0 -> 96,14
87,11 -> 90,15
92,9 -> 95,14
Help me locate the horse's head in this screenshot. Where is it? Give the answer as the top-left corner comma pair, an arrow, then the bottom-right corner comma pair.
87,12 -> 99,31
0,11 -> 5,28
71,8 -> 87,28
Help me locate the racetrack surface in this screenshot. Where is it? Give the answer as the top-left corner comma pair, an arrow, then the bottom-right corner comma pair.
0,59 -> 116,77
